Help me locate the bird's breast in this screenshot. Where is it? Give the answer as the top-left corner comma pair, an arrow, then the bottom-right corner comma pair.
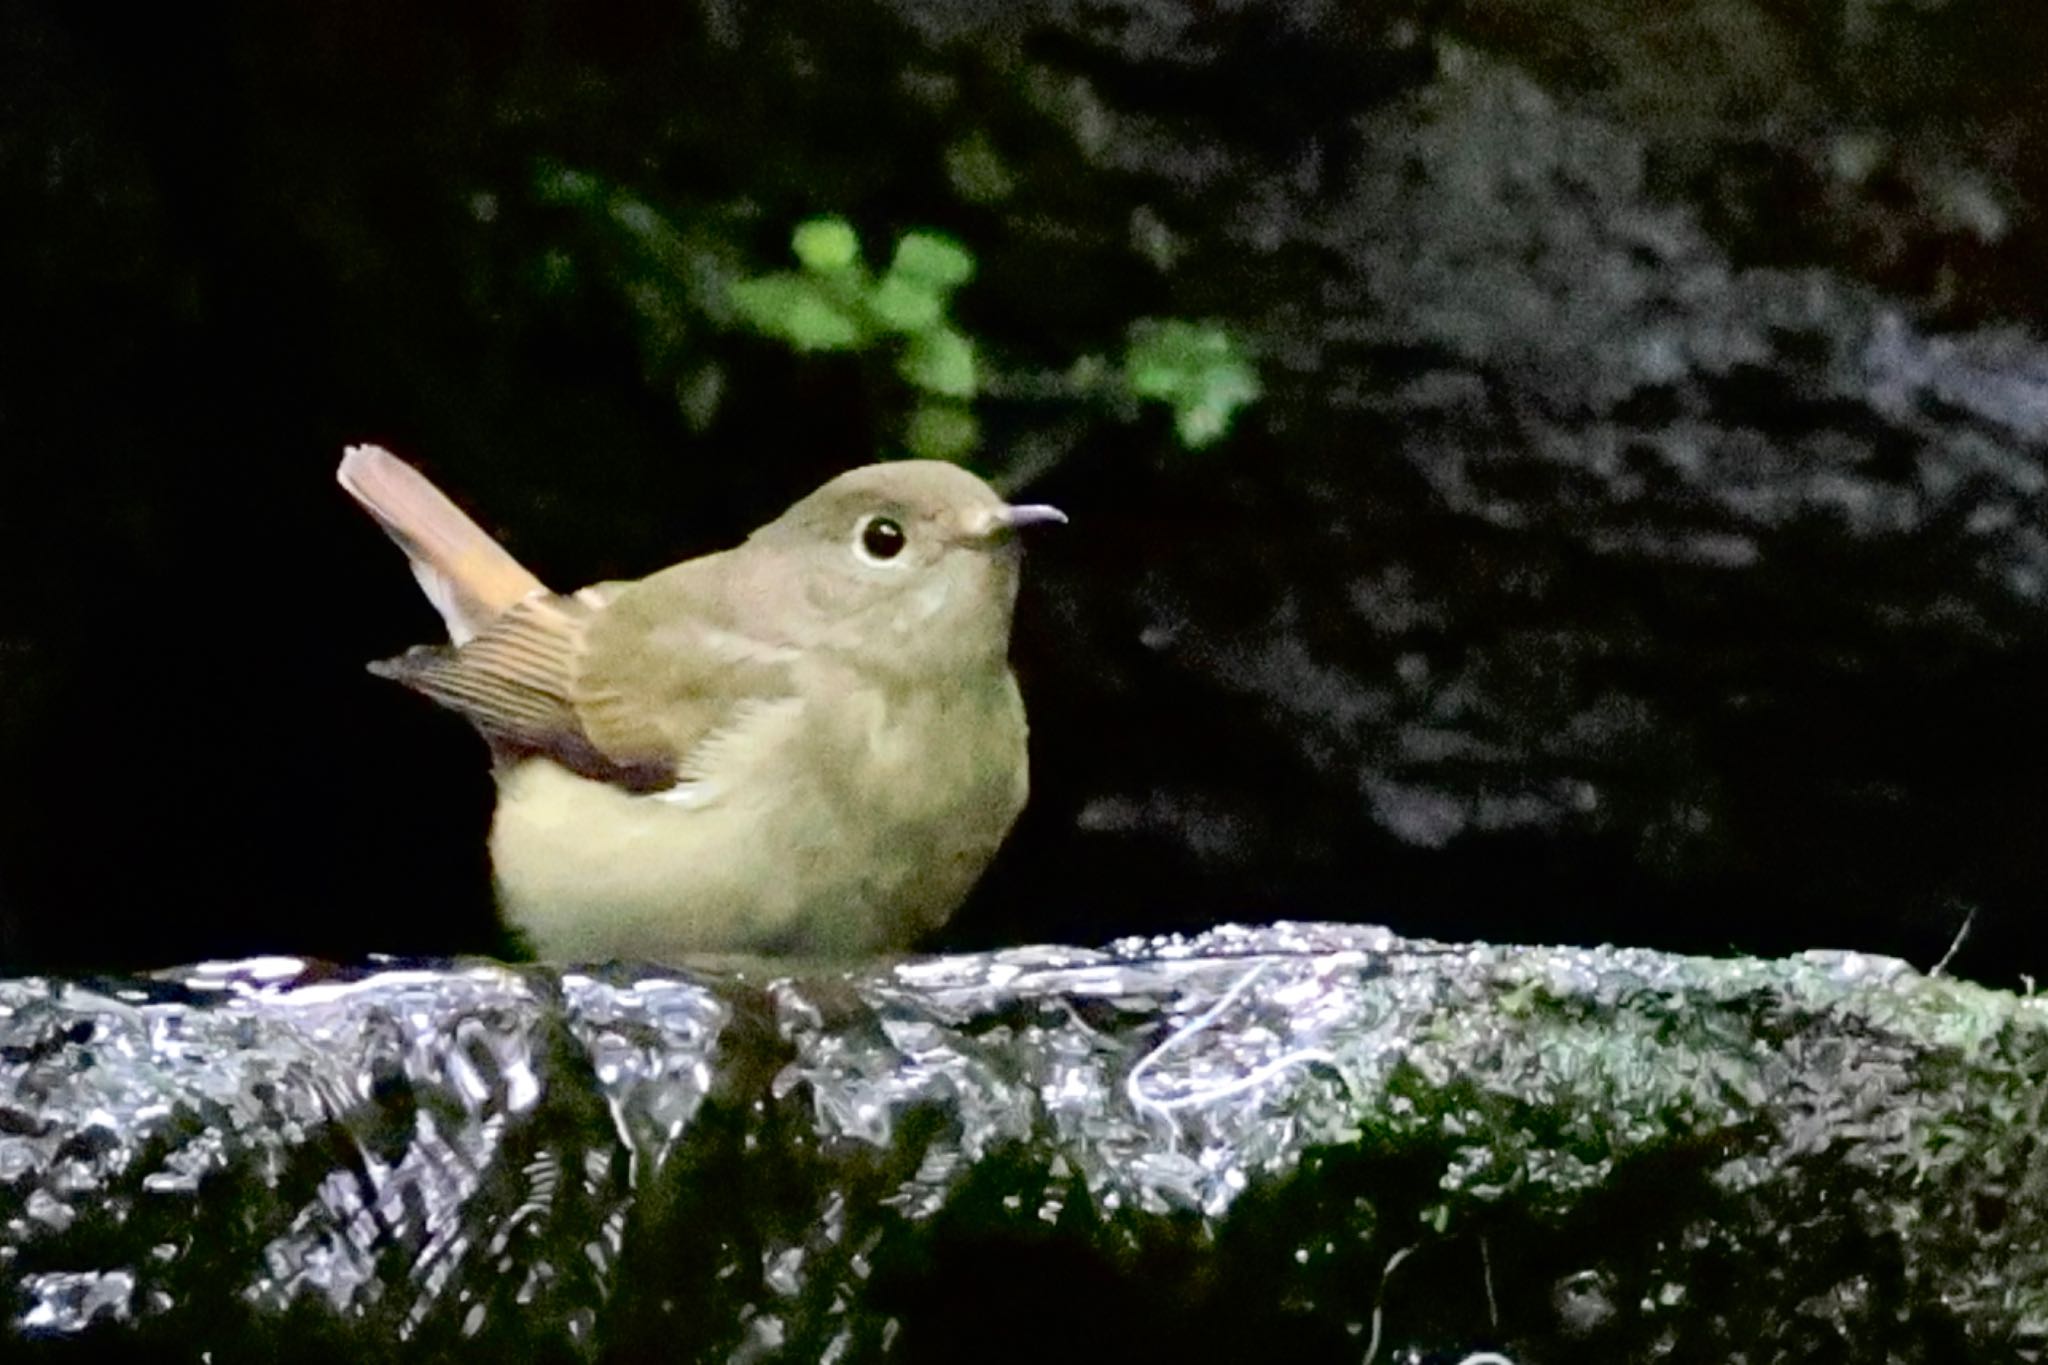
488,668 -> 1029,961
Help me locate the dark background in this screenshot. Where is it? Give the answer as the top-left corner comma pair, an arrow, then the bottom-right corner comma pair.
6,0 -> 2048,982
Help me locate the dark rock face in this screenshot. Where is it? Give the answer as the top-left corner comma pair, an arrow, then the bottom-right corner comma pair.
951,18 -> 2048,973
4,0 -> 2048,978
3,930 -> 2046,1362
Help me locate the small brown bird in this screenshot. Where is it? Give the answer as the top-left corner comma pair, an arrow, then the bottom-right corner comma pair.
338,445 -> 1063,961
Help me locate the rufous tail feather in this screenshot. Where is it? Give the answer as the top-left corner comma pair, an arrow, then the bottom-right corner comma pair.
337,444 -> 547,644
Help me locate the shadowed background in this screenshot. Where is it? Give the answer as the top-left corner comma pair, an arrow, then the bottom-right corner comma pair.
5,0 -> 2048,981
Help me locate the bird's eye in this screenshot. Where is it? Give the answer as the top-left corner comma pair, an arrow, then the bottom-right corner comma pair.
856,515 -> 908,563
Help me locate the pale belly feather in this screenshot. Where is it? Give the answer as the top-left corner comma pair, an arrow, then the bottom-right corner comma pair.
488,674 -> 1029,961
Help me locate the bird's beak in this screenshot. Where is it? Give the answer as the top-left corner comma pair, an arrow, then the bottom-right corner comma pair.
998,503 -> 1068,529
964,503 -> 1067,541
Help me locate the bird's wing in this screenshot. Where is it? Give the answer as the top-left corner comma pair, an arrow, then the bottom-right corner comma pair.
372,560 -> 798,794
338,444 -> 547,644
571,557 -> 803,783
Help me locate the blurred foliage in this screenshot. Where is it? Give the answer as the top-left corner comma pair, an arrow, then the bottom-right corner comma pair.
731,217 -> 984,459
1122,319 -> 1263,449
532,169 -> 1260,474
531,163 -> 750,436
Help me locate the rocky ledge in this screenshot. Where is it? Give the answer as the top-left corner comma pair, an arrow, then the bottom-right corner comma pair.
0,923 -> 2042,1362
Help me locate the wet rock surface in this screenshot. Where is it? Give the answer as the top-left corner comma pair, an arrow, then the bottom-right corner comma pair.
3,925 -> 2045,1362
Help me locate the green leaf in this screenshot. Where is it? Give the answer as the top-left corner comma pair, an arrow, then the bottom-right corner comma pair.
792,217 -> 861,273
890,233 -> 975,291
1174,359 -> 1261,448
905,402 -> 981,460
1125,319 -> 1220,398
899,327 -> 977,397
1123,319 -> 1260,448
728,274 -> 863,351
1176,399 -> 1232,447
867,274 -> 944,334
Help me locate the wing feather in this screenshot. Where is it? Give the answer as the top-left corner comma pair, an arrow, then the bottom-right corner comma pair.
371,557 -> 799,795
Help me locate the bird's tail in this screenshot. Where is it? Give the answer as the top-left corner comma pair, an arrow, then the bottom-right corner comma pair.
337,443 -> 547,644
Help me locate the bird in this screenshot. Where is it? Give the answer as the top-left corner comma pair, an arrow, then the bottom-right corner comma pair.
337,443 -> 1064,962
